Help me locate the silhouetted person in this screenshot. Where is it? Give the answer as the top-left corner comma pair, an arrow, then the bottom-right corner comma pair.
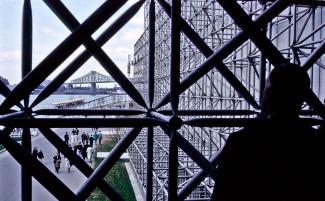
37,149 -> 44,163
98,130 -> 103,145
211,63 -> 324,201
32,147 -> 38,158
89,135 -> 94,147
64,132 -> 69,145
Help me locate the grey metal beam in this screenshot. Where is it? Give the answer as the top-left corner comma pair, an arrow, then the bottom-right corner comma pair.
0,81 -> 24,110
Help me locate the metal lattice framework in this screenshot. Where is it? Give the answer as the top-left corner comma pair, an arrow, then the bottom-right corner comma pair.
0,1 -> 325,201
70,71 -> 115,84
130,0 -> 325,200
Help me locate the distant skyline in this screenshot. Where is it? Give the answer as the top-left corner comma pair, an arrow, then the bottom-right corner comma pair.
0,0 -> 144,85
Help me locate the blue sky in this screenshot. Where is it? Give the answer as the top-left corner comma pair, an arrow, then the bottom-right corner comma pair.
0,0 -> 144,85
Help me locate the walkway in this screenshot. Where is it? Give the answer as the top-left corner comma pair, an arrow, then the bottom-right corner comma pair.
0,128 -> 89,201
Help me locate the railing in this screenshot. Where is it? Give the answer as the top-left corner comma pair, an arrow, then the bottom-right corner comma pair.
59,93 -> 130,110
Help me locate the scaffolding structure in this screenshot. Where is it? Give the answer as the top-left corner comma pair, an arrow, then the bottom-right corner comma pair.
130,1 -> 325,200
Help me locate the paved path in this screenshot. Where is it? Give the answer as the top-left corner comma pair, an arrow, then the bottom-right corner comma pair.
0,128 -> 91,201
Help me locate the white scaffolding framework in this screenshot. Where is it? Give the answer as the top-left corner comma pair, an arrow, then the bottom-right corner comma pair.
130,1 -> 325,200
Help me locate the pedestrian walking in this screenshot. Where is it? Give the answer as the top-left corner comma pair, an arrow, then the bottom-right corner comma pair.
32,147 -> 38,158
53,154 -> 61,173
81,144 -> 88,160
98,130 -> 103,145
37,149 -> 44,163
64,132 -> 69,145
75,142 -> 83,158
81,132 -> 86,144
93,131 -> 98,145
65,157 -> 71,173
86,145 -> 93,163
85,133 -> 89,145
89,135 -> 94,147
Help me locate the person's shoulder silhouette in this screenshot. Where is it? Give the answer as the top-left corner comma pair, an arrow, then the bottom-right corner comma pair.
211,63 -> 324,201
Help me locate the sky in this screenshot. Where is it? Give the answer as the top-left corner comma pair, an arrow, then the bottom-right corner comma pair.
0,0 -> 144,85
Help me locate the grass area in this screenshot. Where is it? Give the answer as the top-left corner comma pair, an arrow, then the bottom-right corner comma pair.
88,137 -> 136,201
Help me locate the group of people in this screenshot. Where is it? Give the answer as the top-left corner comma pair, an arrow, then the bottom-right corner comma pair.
52,128 -> 103,173
64,128 -> 103,147
32,147 -> 44,163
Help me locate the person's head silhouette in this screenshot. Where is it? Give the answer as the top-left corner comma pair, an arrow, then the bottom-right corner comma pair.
261,63 -> 310,117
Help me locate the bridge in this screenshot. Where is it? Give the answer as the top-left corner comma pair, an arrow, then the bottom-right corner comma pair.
69,71 -> 116,94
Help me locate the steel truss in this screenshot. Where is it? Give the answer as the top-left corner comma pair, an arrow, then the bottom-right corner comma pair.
131,0 -> 325,200
0,1 -> 324,201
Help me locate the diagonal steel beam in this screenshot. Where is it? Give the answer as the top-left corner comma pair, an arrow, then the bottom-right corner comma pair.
0,0 -> 127,112
302,40 -> 325,71
30,0 -> 144,108
160,125 -> 218,181
38,127 -> 124,201
218,0 -> 325,118
42,0 -> 147,108
177,146 -> 225,200
77,127 -> 142,200
0,111 -> 26,121
155,0 -> 260,110
0,130 -> 80,201
217,0 -> 287,65
0,80 -> 24,110
155,0 -> 289,110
